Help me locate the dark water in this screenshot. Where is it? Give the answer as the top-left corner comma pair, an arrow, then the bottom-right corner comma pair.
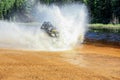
85,32 -> 120,42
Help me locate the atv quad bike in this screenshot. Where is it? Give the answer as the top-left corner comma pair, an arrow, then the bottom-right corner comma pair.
41,22 -> 59,38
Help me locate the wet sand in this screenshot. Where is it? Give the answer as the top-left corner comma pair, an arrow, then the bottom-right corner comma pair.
0,44 -> 120,80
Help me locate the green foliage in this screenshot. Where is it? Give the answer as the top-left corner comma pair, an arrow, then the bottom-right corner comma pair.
0,0 -> 15,19
0,0 -> 25,19
86,0 -> 112,23
0,0 -> 120,24
111,0 -> 120,23
89,24 -> 120,33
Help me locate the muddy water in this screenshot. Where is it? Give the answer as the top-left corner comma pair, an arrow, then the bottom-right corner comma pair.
62,44 -> 120,79
0,44 -> 120,80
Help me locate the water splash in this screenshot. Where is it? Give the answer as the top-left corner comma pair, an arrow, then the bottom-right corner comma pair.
0,3 -> 88,51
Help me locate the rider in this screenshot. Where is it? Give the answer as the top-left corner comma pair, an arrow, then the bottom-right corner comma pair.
41,21 -> 59,37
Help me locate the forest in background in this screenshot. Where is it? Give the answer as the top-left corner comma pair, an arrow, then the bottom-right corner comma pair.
0,0 -> 120,24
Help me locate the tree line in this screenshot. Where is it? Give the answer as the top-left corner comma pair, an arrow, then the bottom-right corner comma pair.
0,0 -> 120,24
0,0 -> 27,20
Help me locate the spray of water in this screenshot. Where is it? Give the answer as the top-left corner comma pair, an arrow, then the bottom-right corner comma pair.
0,3 -> 88,51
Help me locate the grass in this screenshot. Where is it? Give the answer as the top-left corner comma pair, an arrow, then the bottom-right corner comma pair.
89,24 -> 120,33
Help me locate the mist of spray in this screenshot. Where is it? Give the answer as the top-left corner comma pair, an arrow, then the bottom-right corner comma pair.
0,3 -> 88,51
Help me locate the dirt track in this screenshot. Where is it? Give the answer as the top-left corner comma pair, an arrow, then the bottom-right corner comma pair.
0,44 -> 120,80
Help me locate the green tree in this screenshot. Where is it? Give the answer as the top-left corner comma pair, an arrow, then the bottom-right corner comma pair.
85,0 -> 112,24
111,0 -> 120,23
0,0 -> 25,19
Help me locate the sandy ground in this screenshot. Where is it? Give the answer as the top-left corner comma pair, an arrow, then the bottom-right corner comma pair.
0,44 -> 120,80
